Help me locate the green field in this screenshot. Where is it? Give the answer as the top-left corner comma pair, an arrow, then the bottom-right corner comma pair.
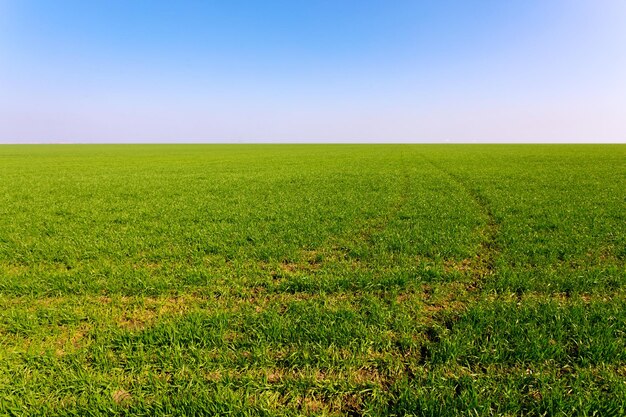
0,145 -> 624,416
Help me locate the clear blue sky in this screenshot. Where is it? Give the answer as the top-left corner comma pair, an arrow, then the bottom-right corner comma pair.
1,0 -> 625,143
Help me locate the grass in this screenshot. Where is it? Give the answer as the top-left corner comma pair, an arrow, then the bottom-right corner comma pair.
0,144 -> 624,416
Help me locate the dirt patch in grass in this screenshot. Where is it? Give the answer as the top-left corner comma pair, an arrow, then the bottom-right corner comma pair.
113,295 -> 202,330
302,396 -> 325,414
0,263 -> 30,276
112,389 -> 132,405
444,258 -> 473,275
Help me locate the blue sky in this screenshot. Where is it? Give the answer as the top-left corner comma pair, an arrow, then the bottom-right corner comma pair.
1,0 -> 625,143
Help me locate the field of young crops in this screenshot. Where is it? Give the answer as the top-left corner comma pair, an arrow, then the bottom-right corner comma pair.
0,144 -> 624,416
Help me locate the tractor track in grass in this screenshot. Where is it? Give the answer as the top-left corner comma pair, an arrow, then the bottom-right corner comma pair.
419,154 -> 500,289
416,154 -> 502,360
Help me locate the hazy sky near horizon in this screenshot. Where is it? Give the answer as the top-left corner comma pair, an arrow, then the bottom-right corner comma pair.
1,1 -> 625,143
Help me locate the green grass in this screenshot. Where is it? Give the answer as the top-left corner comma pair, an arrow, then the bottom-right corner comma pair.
0,144 -> 624,416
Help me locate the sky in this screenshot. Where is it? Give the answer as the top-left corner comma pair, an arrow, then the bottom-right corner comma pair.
1,0 -> 625,143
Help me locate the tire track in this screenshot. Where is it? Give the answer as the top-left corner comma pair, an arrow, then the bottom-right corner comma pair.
412,154 -> 503,367
419,154 -> 500,288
